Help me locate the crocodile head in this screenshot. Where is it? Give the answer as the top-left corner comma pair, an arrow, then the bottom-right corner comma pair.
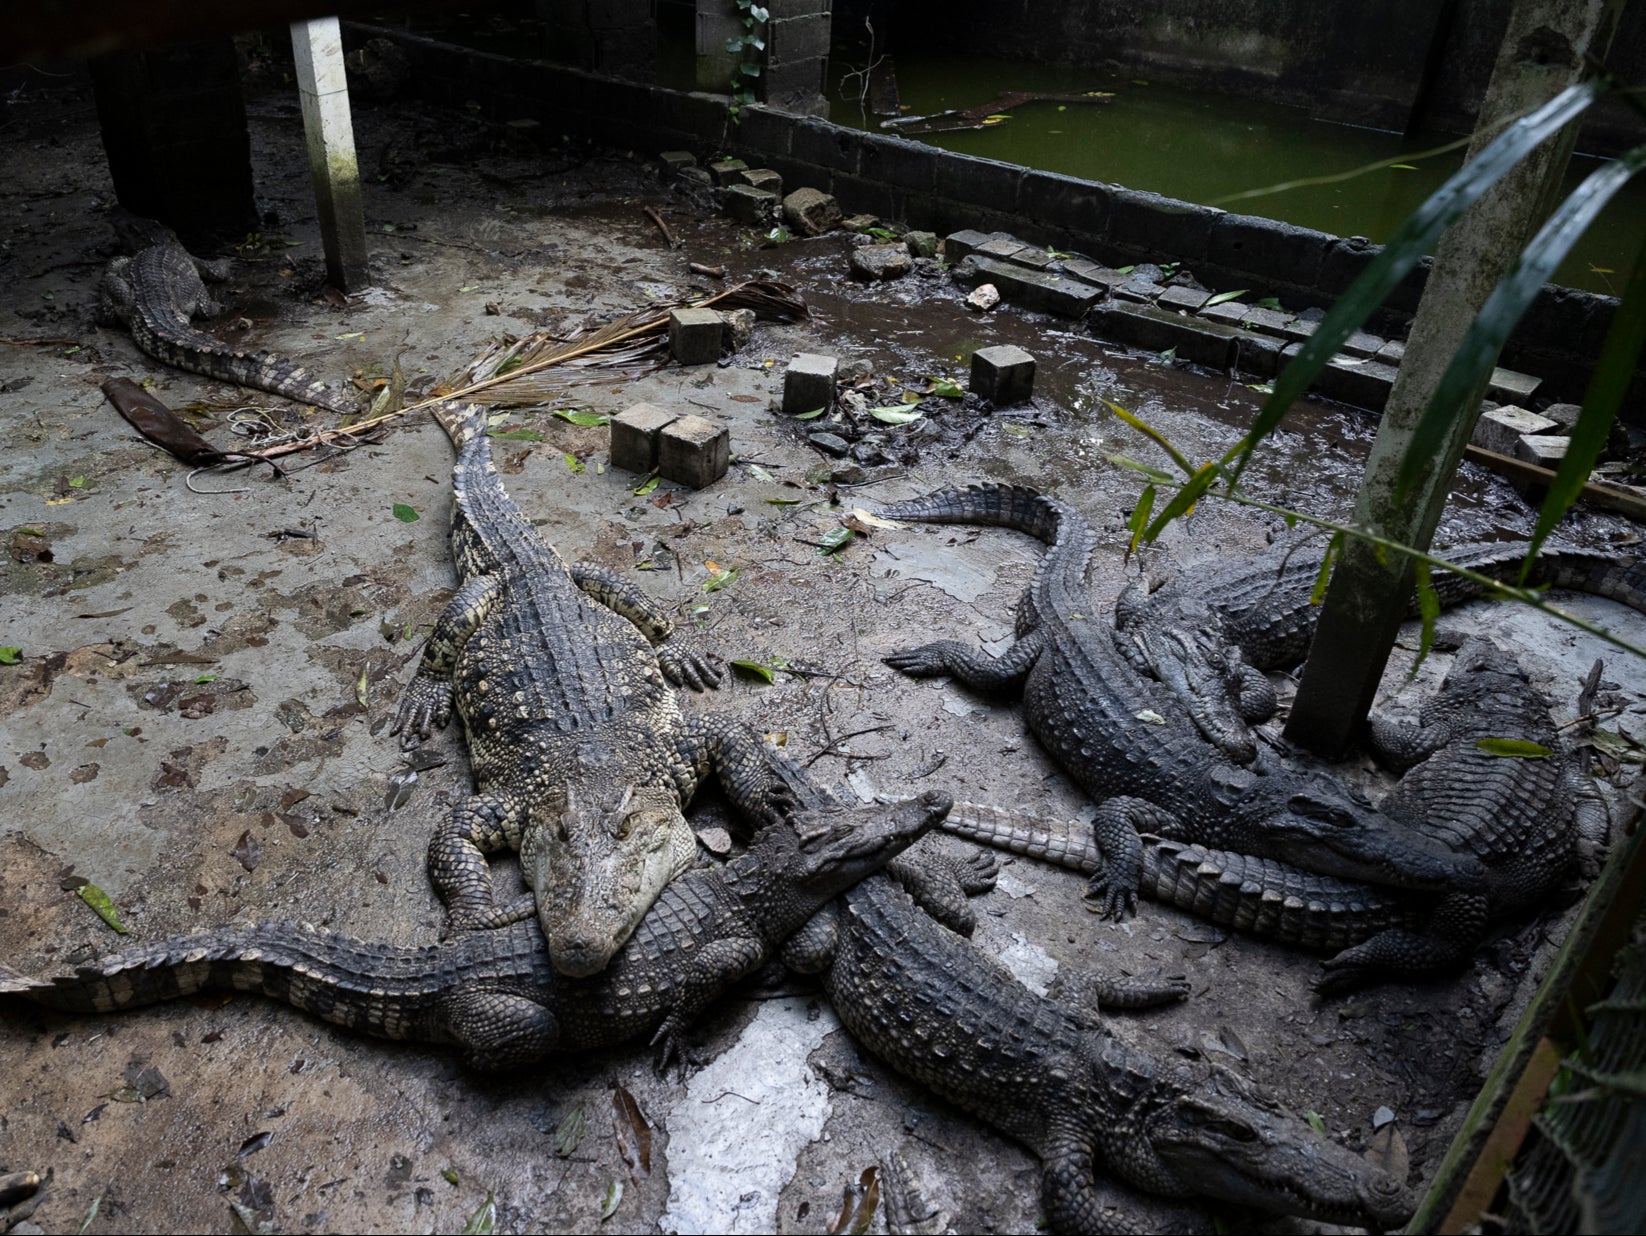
737,790 -> 952,911
521,784 -> 691,978
1146,1065 -> 1414,1227
1227,767 -> 1487,890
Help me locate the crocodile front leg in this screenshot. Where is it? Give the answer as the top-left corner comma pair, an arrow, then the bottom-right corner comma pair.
1042,1122 -> 1143,1235
570,561 -> 722,691
678,714 -> 801,830
1084,796 -> 1179,921
440,985 -> 560,1070
393,574 -> 501,743
1314,891 -> 1487,995
427,791 -> 534,933
649,932 -> 769,1076
884,628 -> 1045,694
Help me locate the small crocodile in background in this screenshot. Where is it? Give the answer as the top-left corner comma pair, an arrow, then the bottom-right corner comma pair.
95,212 -> 352,414
783,847 -> 1415,1234
0,789 -> 951,1071
942,638 -> 1610,993
392,402 -> 798,978
877,484 -> 1483,918
1120,529 -> 1646,751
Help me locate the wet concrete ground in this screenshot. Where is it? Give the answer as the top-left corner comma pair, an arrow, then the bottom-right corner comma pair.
3,64 -> 1646,1235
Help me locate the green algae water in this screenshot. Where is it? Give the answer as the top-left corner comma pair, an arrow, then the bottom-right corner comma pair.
832,53 -> 1639,295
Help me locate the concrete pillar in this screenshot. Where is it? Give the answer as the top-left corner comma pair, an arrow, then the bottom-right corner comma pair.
291,18 -> 371,292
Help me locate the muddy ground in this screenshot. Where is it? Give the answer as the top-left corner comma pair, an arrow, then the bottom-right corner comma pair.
2,55 -> 1645,1236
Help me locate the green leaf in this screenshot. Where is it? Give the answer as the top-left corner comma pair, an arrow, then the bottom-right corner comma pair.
869,406 -> 924,425
703,567 -> 738,591
633,474 -> 661,496
764,496 -> 803,505
731,659 -> 784,683
1245,383 -> 1275,394
1411,560 -> 1441,673
193,674 -> 219,684
564,453 -> 586,474
552,408 -> 610,426
1105,453 -> 1176,483
1228,80 -> 1605,490
1127,485 -> 1156,556
791,407 -> 826,420
1106,400 -> 1195,479
817,526 -> 853,554
928,377 -> 964,399
69,475 -> 86,489
442,1169 -> 460,1186
554,1103 -> 586,1156
1309,531 -> 1343,604
724,35 -> 744,53
1254,296 -> 1282,310
748,463 -> 776,483
600,1178 -> 623,1221
740,62 -> 762,77
1156,346 -> 1178,365
1203,289 -> 1248,308
0,646 -> 20,665
487,429 -> 545,442
77,882 -> 131,934
1114,265 -> 1135,275
1476,737 -> 1553,758
1391,163 -> 1418,170
460,1192 -> 496,1235
1143,461 -> 1219,541
748,4 -> 769,20
1305,1110 -> 1327,1135
392,503 -> 420,523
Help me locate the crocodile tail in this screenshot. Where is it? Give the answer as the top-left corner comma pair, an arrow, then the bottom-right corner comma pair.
433,401 -> 491,451
2,921 -> 452,1040
128,316 -> 352,415
944,801 -> 1103,873
875,484 -> 1066,546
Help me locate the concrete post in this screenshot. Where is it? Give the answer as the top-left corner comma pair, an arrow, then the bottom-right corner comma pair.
1284,0 -> 1626,759
290,17 -> 371,291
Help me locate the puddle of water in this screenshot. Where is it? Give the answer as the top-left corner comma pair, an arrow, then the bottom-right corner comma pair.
829,52 -> 1636,295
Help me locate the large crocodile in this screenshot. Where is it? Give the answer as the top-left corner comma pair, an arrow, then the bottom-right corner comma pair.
1,789 -> 951,1071
95,213 -> 352,413
782,863 -> 1415,1233
1122,530 -> 1646,749
392,401 -> 792,977
941,637 -> 1608,992
878,484 -> 1483,918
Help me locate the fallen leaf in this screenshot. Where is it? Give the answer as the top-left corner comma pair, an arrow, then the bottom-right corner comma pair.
1476,737 -> 1551,758
868,405 -> 922,425
747,463 -> 776,483
703,567 -> 738,592
564,453 -> 586,475
392,503 -> 420,523
816,526 -> 853,554
355,665 -> 370,709
1305,1110 -> 1327,1135
459,1192 -> 495,1235
827,1165 -> 880,1235
612,1085 -> 652,1180
599,1178 -> 623,1221
848,507 -> 905,530
232,830 -> 261,873
552,409 -> 609,426
554,1102 -> 586,1157
1135,709 -> 1167,725
0,646 -> 20,665
76,882 -> 130,934
633,474 -> 661,496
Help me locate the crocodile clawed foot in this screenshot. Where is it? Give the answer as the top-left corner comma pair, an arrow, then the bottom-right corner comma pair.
957,847 -> 1001,894
660,644 -> 723,692
392,678 -> 454,747
1312,960 -> 1372,998
650,1025 -> 707,1080
883,645 -> 951,678
1082,875 -> 1137,922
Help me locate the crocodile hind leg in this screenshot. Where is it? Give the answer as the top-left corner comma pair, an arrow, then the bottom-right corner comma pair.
569,561 -> 722,690
1084,796 -> 1179,921
428,791 -> 534,934
884,628 -> 1045,694
441,985 -> 560,1069
393,574 -> 502,743
1314,891 -> 1487,995
1042,1123 -> 1143,1235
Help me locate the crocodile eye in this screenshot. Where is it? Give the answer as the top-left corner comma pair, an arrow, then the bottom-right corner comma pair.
1209,1118 -> 1258,1143
614,814 -> 633,841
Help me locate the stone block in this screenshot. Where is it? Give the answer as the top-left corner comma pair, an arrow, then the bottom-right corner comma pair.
658,414 -> 730,488
766,14 -> 832,63
1208,215 -> 1329,288
1229,330 -> 1287,378
971,344 -> 1035,405
944,229 -> 996,262
791,119 -> 859,173
1061,258 -> 1128,293
783,352 -> 837,416
905,230 -> 938,258
934,154 -> 1023,215
850,244 -> 912,281
1198,299 -> 1250,326
842,213 -> 882,232
1280,317 -> 1318,342
659,150 -> 697,172
1229,304 -> 1292,336
858,134 -> 940,194
1107,188 -> 1220,264
1542,402 -> 1582,430
782,186 -> 842,236
723,184 -> 779,224
707,157 -> 748,186
669,307 -> 724,366
1489,366 -> 1542,404
1375,339 -> 1407,365
735,167 -> 783,195
1114,277 -> 1164,303
1017,169 -> 1111,234
610,403 -> 677,474
1157,285 -> 1210,313
1473,406 -> 1560,456
1007,247 -> 1055,271
1516,434 -> 1570,467
1094,302 -> 1242,369
1339,329 -> 1384,358
975,236 -> 1027,261
807,431 -> 850,457
1312,357 -> 1399,411
953,255 -> 1103,319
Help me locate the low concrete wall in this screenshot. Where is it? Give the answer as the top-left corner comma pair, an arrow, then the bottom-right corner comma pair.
350,26 -> 1628,407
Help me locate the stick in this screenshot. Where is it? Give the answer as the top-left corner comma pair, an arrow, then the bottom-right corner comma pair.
644,206 -> 678,249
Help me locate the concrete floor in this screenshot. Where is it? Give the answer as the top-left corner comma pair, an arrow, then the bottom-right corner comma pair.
3,62 -> 1645,1236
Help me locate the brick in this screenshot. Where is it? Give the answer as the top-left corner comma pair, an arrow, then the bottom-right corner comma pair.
658,150 -> 697,172
944,230 -> 995,262
953,256 -> 1104,319
1198,299 -> 1251,326
1280,317 -> 1319,343
1313,357 -> 1399,411
1472,406 -> 1559,456
610,403 -> 677,474
858,134 -> 939,194
1017,169 -> 1110,235
934,154 -> 1023,215
734,167 -> 783,194
1375,339 -> 1407,365
1061,258 -> 1128,293
1094,302 -> 1242,370
791,119 -> 859,173
658,414 -> 730,488
975,237 -> 1027,261
971,344 -> 1036,405
707,157 -> 748,186
766,15 -> 831,64
728,104 -> 794,158
1488,367 -> 1542,404
1114,278 -> 1164,303
782,186 -> 842,235
723,184 -> 779,224
1516,434 -> 1570,467
783,352 -> 837,415
1208,215 -> 1329,288
1229,331 -> 1287,378
1339,329 -> 1385,358
669,308 -> 725,366
1007,247 -> 1056,271
1157,285 -> 1211,312
1107,188 -> 1220,264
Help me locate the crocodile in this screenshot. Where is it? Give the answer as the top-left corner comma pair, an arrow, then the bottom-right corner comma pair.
782,863 -> 1414,1232
941,637 -> 1608,992
392,401 -> 794,977
1,789 -> 951,1071
1122,530 -> 1646,743
95,213 -> 352,413
878,484 -> 1484,918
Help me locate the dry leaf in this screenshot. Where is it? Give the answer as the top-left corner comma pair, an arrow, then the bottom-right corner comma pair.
612,1085 -> 652,1180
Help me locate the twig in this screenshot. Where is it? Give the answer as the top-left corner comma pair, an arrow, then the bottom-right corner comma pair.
0,336 -> 78,346
688,262 -> 725,279
803,724 -> 894,766
644,206 -> 678,249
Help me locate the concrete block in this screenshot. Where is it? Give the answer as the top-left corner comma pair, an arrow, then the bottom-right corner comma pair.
1280,317 -> 1319,342
1157,285 -> 1211,313
1061,258 -> 1128,293
1542,402 -> 1582,430
1228,304 -> 1292,336
934,154 -> 1023,215
1229,330 -> 1287,378
1017,169 -> 1111,235
858,133 -> 940,194
1313,357 -> 1399,411
954,255 -> 1103,318
1208,215 -> 1329,288
1107,188 -> 1220,264
971,344 -> 1035,405
669,307 -> 725,366
723,183 -> 779,224
1489,366 -> 1542,404
1095,301 -> 1242,369
1007,247 -> 1056,271
791,119 -> 859,173
975,236 -> 1027,261
1114,277 -> 1164,303
850,244 -> 912,281
767,15 -> 831,65
658,413 -> 730,488
783,352 -> 837,415
610,403 -> 677,474
659,150 -> 697,172
1473,406 -> 1559,456
733,167 -> 784,195
1375,339 -> 1407,365
1340,329 -> 1384,358
944,229 -> 995,262
1516,434 -> 1570,467
782,186 -> 842,236
707,157 -> 747,186
1198,299 -> 1251,326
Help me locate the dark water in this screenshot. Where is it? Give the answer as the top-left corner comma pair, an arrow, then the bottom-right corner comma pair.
830,53 -> 1639,295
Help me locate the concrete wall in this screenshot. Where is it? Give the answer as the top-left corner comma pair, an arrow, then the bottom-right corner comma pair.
347,25 -> 1629,404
